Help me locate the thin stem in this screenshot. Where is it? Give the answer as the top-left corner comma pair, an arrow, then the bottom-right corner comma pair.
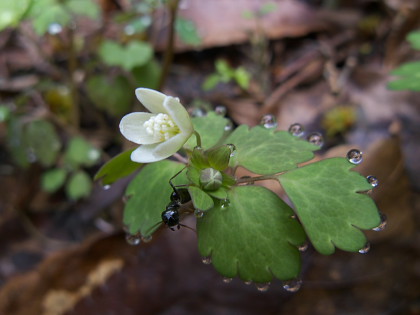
194,131 -> 202,147
236,174 -> 278,184
173,152 -> 188,164
67,26 -> 80,129
158,0 -> 180,90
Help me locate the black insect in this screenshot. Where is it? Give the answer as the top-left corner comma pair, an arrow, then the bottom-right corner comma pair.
161,168 -> 191,231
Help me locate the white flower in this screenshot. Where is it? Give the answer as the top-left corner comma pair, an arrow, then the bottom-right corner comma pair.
119,88 -> 194,163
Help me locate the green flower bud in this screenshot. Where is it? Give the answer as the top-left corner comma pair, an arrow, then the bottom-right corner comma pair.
199,168 -> 223,191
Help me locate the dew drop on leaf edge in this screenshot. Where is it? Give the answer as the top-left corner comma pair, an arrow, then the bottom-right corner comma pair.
298,242 -> 308,252
307,132 -> 324,147
372,213 -> 387,231
366,175 -> 379,187
125,233 -> 141,246
260,114 -> 278,129
141,235 -> 152,243
222,277 -> 233,283
189,107 -> 206,117
48,23 -> 63,35
215,105 -> 227,116
347,149 -> 363,164
255,282 -> 270,292
201,256 -> 212,264
288,123 -> 304,137
224,119 -> 233,131
195,209 -> 204,218
359,242 -> 371,254
282,279 -> 302,292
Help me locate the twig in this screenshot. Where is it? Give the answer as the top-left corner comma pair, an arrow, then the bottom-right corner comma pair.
158,0 -> 180,90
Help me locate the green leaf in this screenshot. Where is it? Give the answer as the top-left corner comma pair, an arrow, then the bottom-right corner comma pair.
65,136 -> 101,169
28,0 -> 70,35
390,61 -> 420,76
407,30 -> 420,50
123,160 -> 186,236
197,185 -> 306,282
188,186 -> 214,211
184,112 -> 230,150
0,105 -> 11,122
175,17 -> 201,46
278,157 -> 380,255
99,40 -> 153,71
388,61 -> 420,91
259,2 -> 277,15
388,78 -> 420,91
41,168 -> 67,193
86,75 -> 133,116
225,125 -> 318,175
202,73 -> 221,91
0,0 -> 31,31
65,0 -> 100,20
94,149 -> 142,185
66,170 -> 92,200
207,145 -> 231,171
23,120 -> 61,167
234,67 -> 251,89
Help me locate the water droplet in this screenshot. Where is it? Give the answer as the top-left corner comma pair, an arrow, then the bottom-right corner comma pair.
194,209 -> 204,218
244,280 -> 252,285
215,106 -> 227,116
141,235 -> 152,243
283,279 -> 302,292
125,233 -> 141,246
103,185 -> 111,190
224,120 -> 233,131
260,114 -> 278,129
124,24 -> 135,36
221,199 -> 230,208
48,23 -> 63,35
307,132 -> 324,147
226,143 -> 236,157
255,282 -> 270,292
288,123 -> 304,137
222,277 -> 233,283
201,256 -> 212,264
372,213 -> 387,231
298,243 -> 308,252
190,108 -> 206,117
366,175 -> 379,187
358,242 -> 371,254
347,149 -> 363,164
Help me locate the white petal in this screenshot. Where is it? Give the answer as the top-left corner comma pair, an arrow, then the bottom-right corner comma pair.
163,96 -> 194,135
131,144 -> 161,163
130,133 -> 189,163
119,112 -> 161,144
135,88 -> 167,114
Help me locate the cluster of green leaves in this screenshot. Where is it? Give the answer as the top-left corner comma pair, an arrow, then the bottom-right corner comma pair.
388,30 -> 420,91
1,110 -> 100,200
97,112 -> 381,283
0,0 -> 100,34
202,59 -> 251,91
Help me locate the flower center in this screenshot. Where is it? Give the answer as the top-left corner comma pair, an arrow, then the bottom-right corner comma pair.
143,113 -> 180,142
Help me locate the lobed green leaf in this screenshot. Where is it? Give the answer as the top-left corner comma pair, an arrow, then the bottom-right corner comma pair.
278,157 -> 380,255
197,185 -> 306,282
225,125 -> 318,175
123,160 -> 186,236
94,149 -> 142,186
